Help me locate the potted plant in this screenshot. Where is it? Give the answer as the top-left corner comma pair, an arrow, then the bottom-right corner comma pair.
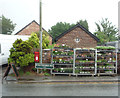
53,50 -> 58,55
61,52 -> 66,55
68,51 -> 74,56
54,68 -> 57,72
53,59 -> 57,63
59,59 -> 64,64
68,69 -> 73,73
58,68 -> 61,72
69,60 -> 73,64
75,69 -> 79,73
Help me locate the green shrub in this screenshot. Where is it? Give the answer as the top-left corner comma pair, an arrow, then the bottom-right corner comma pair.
18,69 -> 24,76
35,31 -> 50,49
44,72 -> 50,76
8,39 -> 34,67
32,68 -> 37,72
25,72 -> 31,75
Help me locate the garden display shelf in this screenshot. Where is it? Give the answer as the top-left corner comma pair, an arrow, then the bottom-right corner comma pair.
51,47 -> 74,75
73,48 -> 96,76
50,46 -> 117,76
96,49 -> 117,76
53,55 -> 73,57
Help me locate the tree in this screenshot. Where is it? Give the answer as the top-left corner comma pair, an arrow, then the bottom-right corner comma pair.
77,19 -> 89,30
35,30 -> 50,49
42,30 -> 50,49
94,31 -> 109,44
1,15 -> 16,34
49,22 -> 74,41
94,18 -> 118,44
27,32 -> 39,48
8,39 -> 34,67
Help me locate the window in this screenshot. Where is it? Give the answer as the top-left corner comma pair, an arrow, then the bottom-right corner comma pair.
75,38 -> 80,43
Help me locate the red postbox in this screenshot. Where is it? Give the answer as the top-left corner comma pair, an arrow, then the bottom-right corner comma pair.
34,52 -> 39,62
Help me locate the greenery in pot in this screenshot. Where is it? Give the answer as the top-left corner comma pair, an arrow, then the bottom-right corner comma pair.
53,68 -> 57,72
69,60 -> 73,63
96,60 -> 102,63
96,46 -> 115,50
53,50 -> 58,55
64,60 -> 69,64
68,51 -> 74,55
59,59 -> 64,63
53,59 -> 58,63
61,52 -> 66,55
75,69 -> 79,73
57,68 -> 61,72
68,69 -> 73,73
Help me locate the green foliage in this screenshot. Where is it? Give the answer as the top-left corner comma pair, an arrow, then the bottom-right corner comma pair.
47,44 -> 55,49
94,31 -> 108,44
18,69 -> 24,76
35,30 -> 50,49
94,18 -> 118,44
42,31 -> 50,49
17,53 -> 34,67
42,69 -> 47,72
75,69 -> 79,73
8,39 -> 34,67
28,32 -> 39,48
25,71 -> 31,75
1,15 -> 16,34
8,31 -> 50,67
49,22 -> 75,41
44,72 -> 50,76
77,19 -> 89,30
32,68 -> 37,72
96,46 -> 115,50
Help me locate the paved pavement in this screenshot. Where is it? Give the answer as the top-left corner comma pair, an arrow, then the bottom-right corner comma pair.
1,67 -> 120,97
2,74 -> 119,84
1,66 -> 120,83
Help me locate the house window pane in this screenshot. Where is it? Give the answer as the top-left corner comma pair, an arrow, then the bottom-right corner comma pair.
75,38 -> 80,43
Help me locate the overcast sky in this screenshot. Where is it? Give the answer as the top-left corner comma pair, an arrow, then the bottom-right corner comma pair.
0,0 -> 119,34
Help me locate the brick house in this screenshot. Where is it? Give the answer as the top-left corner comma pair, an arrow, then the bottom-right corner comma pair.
15,20 -> 52,45
55,23 -> 99,48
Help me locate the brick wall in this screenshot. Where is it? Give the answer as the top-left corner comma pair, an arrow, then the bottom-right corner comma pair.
42,49 -> 52,64
17,22 -> 39,35
16,21 -> 52,45
34,49 -> 52,64
56,27 -> 97,48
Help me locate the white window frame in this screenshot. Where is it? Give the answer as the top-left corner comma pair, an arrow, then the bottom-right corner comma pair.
75,38 -> 80,43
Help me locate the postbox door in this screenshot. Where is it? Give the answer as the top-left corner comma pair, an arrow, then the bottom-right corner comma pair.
34,52 -> 39,62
